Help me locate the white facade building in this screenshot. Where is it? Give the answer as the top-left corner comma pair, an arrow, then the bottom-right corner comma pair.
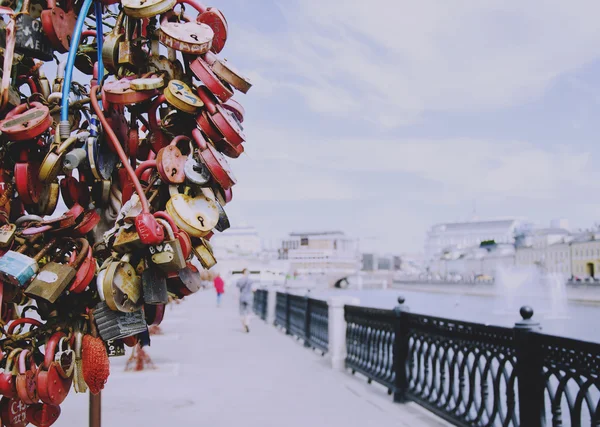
280,231 -> 360,285
425,219 -> 530,261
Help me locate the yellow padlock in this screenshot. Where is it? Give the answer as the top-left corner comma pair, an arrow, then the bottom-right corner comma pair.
163,80 -> 203,114
38,127 -> 79,183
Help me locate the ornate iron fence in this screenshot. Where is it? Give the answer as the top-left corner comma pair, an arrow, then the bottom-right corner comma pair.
345,305 -> 396,391
253,289 -> 268,321
274,292 -> 287,329
344,299 -> 600,427
273,292 -> 329,353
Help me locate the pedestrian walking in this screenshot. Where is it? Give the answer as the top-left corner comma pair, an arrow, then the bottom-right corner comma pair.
213,273 -> 225,307
236,268 -> 254,332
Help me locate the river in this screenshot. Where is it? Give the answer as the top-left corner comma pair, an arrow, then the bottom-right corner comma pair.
311,287 -> 600,343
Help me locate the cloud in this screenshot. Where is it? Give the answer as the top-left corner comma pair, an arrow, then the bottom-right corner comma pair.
231,0 -> 600,127
236,124 -> 596,203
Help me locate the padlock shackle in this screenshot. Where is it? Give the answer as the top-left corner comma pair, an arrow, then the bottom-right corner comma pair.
177,0 -> 207,14
33,238 -> 57,262
135,160 -> 157,180
90,86 -> 150,214
191,128 -> 208,151
154,211 -> 179,233
17,349 -> 34,374
72,238 -> 90,268
5,348 -> 22,375
43,331 -> 66,369
6,318 -> 43,335
155,218 -> 175,240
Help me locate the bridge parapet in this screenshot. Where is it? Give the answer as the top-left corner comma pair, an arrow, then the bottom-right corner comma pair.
255,289 -> 600,426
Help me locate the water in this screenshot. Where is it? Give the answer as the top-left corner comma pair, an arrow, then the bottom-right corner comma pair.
311,287 -> 600,343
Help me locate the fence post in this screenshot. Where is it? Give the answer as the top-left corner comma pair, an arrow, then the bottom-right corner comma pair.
267,286 -> 277,325
304,297 -> 311,347
285,292 -> 291,335
327,296 -> 360,371
393,296 -> 410,403
513,306 -> 544,427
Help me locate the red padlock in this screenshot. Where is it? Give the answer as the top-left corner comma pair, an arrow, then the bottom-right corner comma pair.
0,103 -> 52,141
16,350 -> 37,405
190,57 -> 233,102
69,244 -> 95,293
41,0 -> 77,53
0,396 -> 29,427
155,137 -> 192,185
135,212 -> 165,246
0,349 -> 23,399
36,332 -> 72,406
196,7 -> 228,53
14,162 -> 43,205
192,129 -> 236,190
103,77 -> 157,106
26,403 -> 61,427
154,211 -> 193,259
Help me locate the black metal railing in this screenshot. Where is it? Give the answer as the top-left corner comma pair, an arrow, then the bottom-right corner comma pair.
344,299 -> 600,427
253,289 -> 268,321
273,292 -> 329,353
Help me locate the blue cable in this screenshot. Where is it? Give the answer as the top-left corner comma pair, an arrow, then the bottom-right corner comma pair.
60,0 -> 94,137
95,1 -> 104,85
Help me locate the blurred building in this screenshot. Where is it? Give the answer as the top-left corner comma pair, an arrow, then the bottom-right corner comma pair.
570,232 -> 600,279
425,218 -> 532,261
279,231 -> 360,278
361,253 -> 401,272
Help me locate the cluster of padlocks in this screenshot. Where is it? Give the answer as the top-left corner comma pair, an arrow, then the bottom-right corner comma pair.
0,0 -> 249,424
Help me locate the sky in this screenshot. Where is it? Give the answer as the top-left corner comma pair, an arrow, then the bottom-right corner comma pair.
210,0 -> 600,254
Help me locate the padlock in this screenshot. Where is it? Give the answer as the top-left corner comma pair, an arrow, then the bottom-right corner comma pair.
113,225 -> 144,254
223,98 -> 245,123
93,302 -> 148,341
26,403 -> 61,427
103,77 -> 157,106
184,155 -> 212,186
15,160 -> 43,206
72,332 -> 87,393
38,131 -> 80,183
53,337 -> 75,379
166,186 -> 219,238
0,349 -> 23,398
197,6 -> 228,53
36,332 -> 72,406
149,218 -> 186,273
14,0 -> 53,60
192,129 -> 237,190
101,11 -> 126,74
0,223 -> 17,249
141,266 -> 168,305
0,102 -> 52,141
144,303 -> 166,326
0,239 -> 56,288
193,237 -> 217,269
15,349 -> 37,405
147,38 -> 185,83
118,16 -> 145,67
25,238 -> 89,303
154,211 -> 193,260
101,254 -> 143,313
158,15 -> 214,55
191,57 -> 234,102
204,52 -> 252,94
156,136 -> 193,185
122,0 -> 176,18
40,0 -> 76,53
0,395 -> 29,427
163,80 -> 203,114
215,201 -> 230,232
167,262 -> 203,297
69,242 -> 96,293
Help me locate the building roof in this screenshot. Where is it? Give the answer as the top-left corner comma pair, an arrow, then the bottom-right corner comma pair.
531,228 -> 570,236
289,231 -> 346,237
431,219 -> 517,233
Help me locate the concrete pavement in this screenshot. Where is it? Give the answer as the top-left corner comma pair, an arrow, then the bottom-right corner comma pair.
57,291 -> 449,427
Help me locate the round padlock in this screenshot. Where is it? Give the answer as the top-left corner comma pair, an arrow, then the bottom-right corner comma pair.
158,21 -> 214,55
163,80 -> 203,114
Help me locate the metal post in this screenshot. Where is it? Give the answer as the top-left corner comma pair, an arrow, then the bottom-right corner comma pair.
393,296 -> 410,402
513,306 -> 544,427
285,293 -> 291,335
304,297 -> 311,347
89,391 -> 101,427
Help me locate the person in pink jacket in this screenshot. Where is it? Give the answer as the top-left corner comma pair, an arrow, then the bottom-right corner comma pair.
213,273 -> 225,307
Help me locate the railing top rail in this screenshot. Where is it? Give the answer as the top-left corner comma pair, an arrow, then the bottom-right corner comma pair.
344,305 -> 396,322
534,331 -> 600,375
308,298 -> 328,307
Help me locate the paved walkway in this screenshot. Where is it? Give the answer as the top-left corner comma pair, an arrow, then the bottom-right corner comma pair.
58,291 -> 449,426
